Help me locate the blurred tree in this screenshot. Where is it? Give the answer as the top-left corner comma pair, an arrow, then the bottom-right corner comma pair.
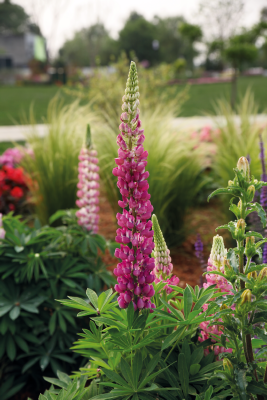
261,7 -> 267,23
205,39 -> 225,71
60,23 -> 118,66
118,12 -> 159,65
0,0 -> 43,35
179,23 -> 202,70
0,0 -> 29,33
225,34 -> 257,107
172,57 -> 186,78
152,16 -> 187,63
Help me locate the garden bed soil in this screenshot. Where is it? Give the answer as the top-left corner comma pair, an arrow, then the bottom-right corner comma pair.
98,192 -> 228,288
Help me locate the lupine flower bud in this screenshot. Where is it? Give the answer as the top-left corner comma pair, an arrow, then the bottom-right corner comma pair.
76,125 -> 100,234
210,235 -> 226,269
245,235 -> 255,258
223,358 -> 233,372
235,219 -> 246,240
152,214 -> 173,279
246,235 -> 255,246
258,267 -> 267,281
0,213 -> 5,239
113,62 -> 155,310
247,185 -> 255,202
247,271 -> 257,280
237,156 -> 250,182
241,289 -> 252,305
152,214 -> 179,293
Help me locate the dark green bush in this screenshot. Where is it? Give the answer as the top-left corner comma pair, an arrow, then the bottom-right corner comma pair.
0,211 -> 116,399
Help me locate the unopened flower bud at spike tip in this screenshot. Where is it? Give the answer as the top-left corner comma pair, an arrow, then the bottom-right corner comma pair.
247,185 -> 255,202
241,289 -> 252,305
258,267 -> 267,280
237,156 -> 250,182
210,234 -> 226,268
223,358 -> 233,372
247,271 -> 257,280
246,235 -> 255,246
235,219 -> 246,239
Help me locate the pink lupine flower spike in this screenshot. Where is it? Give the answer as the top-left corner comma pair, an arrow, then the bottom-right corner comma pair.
113,62 -> 156,310
76,125 -> 100,234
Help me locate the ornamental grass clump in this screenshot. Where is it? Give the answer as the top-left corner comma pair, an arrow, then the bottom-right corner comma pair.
21,98 -> 98,225
212,89 -> 267,189
76,125 -> 100,234
113,62 -> 156,310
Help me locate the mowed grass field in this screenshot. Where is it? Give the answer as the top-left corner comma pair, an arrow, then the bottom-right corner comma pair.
0,76 -> 266,125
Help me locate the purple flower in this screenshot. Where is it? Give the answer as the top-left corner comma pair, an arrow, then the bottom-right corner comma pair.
260,135 -> 267,182
113,62 -> 155,310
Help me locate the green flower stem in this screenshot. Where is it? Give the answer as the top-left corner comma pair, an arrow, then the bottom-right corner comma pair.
164,327 -> 187,363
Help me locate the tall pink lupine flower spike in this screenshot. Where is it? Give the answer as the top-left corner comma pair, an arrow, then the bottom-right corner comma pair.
199,235 -> 233,357
152,214 -> 179,294
76,125 -> 100,234
112,61 -> 156,310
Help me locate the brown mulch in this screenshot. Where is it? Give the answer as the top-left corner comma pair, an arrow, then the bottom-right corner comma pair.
98,191 -> 229,288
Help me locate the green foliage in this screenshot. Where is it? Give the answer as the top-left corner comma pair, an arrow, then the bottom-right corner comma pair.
0,0 -> 29,34
118,13 -> 159,65
52,285 -> 229,399
20,98 -> 99,225
179,23 -> 203,43
0,211 -> 115,399
40,373 -> 101,399
211,89 -> 267,189
152,16 -> 188,64
60,24 -> 118,67
225,40 -> 258,67
207,157 -> 267,398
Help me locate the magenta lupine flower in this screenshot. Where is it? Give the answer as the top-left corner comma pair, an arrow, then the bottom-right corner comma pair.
112,62 -> 156,310
76,126 -> 100,234
198,235 -> 233,357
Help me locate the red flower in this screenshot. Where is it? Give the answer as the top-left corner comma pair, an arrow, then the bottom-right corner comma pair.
2,184 -> 10,192
10,186 -> 24,199
9,203 -> 15,211
5,166 -> 25,185
0,170 -> 6,182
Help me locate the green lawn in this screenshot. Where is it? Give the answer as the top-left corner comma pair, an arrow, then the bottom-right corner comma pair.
0,85 -> 65,125
178,76 -> 267,117
0,76 -> 266,125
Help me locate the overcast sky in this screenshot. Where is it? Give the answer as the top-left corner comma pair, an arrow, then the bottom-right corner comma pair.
13,0 -> 267,56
